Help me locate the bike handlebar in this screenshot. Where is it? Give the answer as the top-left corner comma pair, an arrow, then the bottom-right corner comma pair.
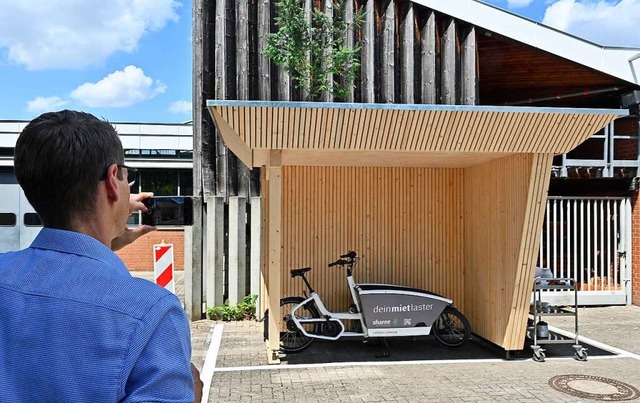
328,251 -> 358,268
341,251 -> 357,259
328,259 -> 348,267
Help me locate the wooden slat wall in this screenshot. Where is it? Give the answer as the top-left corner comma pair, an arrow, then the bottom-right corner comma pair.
463,154 -> 553,349
281,166 -> 465,313
504,153 -> 553,349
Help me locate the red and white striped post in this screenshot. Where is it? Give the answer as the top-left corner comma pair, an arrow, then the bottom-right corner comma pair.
153,242 -> 175,294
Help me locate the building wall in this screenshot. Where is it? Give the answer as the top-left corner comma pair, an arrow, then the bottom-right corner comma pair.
633,192 -> 640,305
116,229 -> 185,271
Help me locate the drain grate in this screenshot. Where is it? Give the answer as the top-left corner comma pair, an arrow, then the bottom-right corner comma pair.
549,374 -> 640,401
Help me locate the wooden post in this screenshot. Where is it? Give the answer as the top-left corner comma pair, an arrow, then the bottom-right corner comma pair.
322,0 -> 334,102
250,196 -> 263,318
191,0 -> 210,320
361,0 -> 375,103
205,195 -> 225,307
258,0 -> 271,101
236,1 -> 249,103
461,26 -> 477,106
267,150 -> 282,362
421,11 -> 436,104
381,0 -> 395,103
228,196 -> 247,304
342,0 -> 355,103
400,2 -> 414,104
441,17 -> 456,105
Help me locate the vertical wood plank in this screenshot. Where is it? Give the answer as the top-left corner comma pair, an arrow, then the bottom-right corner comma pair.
342,0 -> 355,103
381,0 -> 395,103
461,25 -> 477,105
421,10 -> 436,104
361,0 -> 375,103
441,17 -> 456,105
258,0 -> 271,101
302,0 -> 313,100
400,2 -> 414,104
322,0 -> 334,102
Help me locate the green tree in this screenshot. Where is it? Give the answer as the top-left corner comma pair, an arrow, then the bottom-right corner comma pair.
266,0 -> 363,100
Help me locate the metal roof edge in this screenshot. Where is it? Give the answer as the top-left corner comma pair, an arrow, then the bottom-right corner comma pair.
206,100 -> 628,116
411,0 -> 640,85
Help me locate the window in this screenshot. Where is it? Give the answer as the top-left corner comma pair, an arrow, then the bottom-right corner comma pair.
124,149 -> 193,160
141,170 -> 179,195
24,213 -> 42,226
0,213 -> 16,226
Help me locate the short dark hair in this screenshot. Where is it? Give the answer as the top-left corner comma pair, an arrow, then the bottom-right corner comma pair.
14,110 -> 124,228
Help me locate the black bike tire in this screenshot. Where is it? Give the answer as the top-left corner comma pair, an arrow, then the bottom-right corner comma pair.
433,306 -> 471,348
279,297 -> 320,353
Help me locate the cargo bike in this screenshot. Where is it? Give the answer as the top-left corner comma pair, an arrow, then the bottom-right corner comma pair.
279,251 -> 471,353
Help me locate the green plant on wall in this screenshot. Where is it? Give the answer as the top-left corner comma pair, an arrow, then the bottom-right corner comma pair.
266,0 -> 363,100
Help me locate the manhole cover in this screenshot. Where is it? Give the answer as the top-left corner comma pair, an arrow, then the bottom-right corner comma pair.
549,374 -> 640,401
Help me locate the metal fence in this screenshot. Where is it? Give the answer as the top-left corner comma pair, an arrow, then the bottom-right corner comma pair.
538,196 -> 631,305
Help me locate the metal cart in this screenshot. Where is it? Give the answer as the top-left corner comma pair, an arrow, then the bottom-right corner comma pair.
529,278 -> 588,362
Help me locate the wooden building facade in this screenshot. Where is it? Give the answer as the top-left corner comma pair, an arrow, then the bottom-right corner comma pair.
193,0 -> 640,357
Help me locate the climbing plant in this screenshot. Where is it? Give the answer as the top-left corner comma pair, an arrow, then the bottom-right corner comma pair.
265,0 -> 363,100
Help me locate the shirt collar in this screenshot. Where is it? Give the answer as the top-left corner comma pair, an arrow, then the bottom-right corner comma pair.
30,228 -> 130,275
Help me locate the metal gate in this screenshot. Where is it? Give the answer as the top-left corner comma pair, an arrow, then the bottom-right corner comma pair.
537,196 -> 631,305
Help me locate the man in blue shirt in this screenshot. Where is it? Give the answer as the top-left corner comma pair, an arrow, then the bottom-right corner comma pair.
0,110 -> 202,402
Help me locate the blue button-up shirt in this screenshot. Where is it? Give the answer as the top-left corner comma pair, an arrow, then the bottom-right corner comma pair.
0,228 -> 194,402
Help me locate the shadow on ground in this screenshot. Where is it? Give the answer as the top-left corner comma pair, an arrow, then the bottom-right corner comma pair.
279,333 -> 615,364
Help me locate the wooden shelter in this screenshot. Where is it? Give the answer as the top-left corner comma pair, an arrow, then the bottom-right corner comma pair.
207,100 -> 624,357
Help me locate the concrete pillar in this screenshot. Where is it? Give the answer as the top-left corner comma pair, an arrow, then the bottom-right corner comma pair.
205,196 -> 225,307
228,196 -> 247,304
184,196 -> 203,321
250,196 -> 263,317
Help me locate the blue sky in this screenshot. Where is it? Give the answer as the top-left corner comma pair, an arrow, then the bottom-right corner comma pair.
0,0 -> 638,123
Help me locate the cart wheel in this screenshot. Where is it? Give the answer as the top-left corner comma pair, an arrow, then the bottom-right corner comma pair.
532,350 -> 546,362
574,350 -> 588,361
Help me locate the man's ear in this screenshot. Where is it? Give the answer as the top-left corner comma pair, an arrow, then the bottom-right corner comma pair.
104,164 -> 121,202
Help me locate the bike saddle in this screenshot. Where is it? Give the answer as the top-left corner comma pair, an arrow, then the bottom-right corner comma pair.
290,267 -> 312,277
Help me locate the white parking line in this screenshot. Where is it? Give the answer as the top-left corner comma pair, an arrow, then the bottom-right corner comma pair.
200,324 -> 224,403
548,324 -> 640,361
210,329 -> 640,373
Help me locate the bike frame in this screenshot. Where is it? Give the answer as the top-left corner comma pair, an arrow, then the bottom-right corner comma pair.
292,275 -> 368,340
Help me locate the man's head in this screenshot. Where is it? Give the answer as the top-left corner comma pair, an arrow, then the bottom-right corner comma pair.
14,110 -> 128,229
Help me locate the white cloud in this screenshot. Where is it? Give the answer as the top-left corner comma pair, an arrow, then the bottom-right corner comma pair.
169,100 -> 192,114
542,0 -> 640,47
26,96 -> 69,113
0,0 -> 180,70
70,65 -> 166,108
507,0 -> 534,8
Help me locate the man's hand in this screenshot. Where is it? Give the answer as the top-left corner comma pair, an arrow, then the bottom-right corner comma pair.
111,193 -> 156,251
192,363 -> 203,403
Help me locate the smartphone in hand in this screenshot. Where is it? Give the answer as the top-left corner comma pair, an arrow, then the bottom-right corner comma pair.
142,196 -> 194,226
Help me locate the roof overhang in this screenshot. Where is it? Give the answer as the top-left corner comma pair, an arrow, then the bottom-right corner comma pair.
415,0 -> 640,85
207,100 -> 625,168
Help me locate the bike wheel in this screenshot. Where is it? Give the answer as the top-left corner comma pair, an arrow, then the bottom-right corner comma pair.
433,307 -> 471,348
279,297 -> 320,353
